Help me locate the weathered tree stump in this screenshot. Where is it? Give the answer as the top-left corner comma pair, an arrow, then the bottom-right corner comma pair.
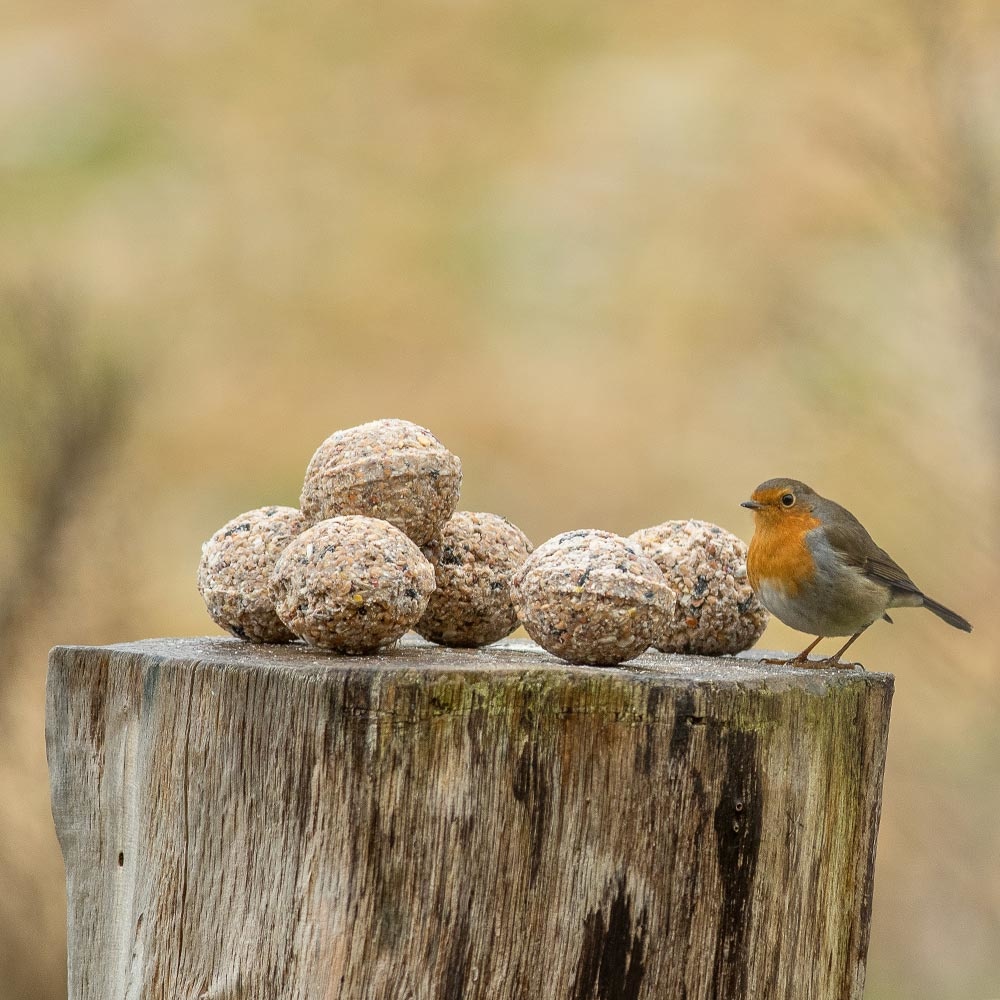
47,636 -> 893,1000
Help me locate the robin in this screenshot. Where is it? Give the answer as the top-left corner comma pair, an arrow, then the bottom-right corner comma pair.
741,478 -> 972,667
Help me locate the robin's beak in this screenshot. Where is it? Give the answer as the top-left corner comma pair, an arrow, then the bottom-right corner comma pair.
741,500 -> 762,510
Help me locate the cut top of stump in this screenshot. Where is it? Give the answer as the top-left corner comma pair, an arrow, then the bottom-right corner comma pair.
63,633 -> 893,685
48,635 -> 894,731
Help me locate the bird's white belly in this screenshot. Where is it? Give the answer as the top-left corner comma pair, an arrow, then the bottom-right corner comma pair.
757,553 -> 891,638
756,580 -> 826,634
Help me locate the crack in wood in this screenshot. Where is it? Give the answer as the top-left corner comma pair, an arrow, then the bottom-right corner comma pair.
171,669 -> 197,988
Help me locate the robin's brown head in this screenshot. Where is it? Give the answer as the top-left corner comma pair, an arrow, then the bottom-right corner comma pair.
741,479 -> 819,525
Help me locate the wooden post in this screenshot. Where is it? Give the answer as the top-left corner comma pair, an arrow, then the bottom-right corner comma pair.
47,636 -> 892,1000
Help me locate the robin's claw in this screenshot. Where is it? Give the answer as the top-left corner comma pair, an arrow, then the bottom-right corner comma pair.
760,655 -> 823,668
816,657 -> 865,671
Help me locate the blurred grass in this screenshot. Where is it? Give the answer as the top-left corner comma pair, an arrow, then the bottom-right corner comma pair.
1,0 -> 999,997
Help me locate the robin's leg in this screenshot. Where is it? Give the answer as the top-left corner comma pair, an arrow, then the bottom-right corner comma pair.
762,635 -> 824,666
792,635 -> 825,664
826,627 -> 870,670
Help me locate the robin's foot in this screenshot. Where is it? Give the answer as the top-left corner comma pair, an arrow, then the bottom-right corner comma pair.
791,656 -> 831,669
760,655 -> 823,667
805,657 -> 865,671
827,659 -> 865,671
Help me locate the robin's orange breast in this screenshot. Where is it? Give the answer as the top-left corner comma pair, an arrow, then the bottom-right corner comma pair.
746,513 -> 821,597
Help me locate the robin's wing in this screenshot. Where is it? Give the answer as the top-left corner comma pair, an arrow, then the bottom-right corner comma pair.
862,551 -> 923,596
818,500 -> 924,597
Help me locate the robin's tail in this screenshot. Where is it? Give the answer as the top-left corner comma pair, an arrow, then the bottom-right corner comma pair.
922,595 -> 972,632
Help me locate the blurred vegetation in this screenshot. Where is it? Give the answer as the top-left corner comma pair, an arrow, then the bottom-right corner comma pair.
0,286 -> 129,997
0,288 -> 128,648
1,0 -> 997,997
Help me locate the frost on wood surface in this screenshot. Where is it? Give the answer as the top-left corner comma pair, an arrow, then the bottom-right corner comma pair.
46,636 -> 893,1000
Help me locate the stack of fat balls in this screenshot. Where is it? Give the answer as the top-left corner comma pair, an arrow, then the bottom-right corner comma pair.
198,418 -> 768,665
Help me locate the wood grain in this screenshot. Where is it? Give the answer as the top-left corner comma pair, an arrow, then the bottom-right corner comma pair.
46,636 -> 893,1000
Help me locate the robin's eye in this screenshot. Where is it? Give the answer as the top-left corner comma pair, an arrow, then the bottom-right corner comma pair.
781,493 -> 795,507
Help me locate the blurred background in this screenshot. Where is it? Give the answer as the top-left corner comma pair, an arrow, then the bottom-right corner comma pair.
1,0 -> 998,996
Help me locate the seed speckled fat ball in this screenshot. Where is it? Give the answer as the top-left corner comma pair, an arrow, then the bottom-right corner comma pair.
299,419 -> 462,545
270,515 -> 436,654
629,519 -> 769,655
511,529 -> 675,666
415,511 -> 533,647
197,505 -> 307,643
